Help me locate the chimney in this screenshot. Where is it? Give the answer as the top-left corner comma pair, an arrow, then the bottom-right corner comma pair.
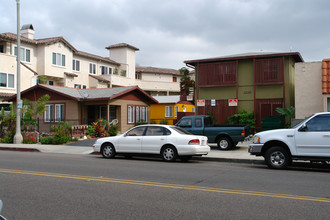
21,24 -> 35,40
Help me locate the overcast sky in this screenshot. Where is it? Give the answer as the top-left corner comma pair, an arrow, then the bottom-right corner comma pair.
1,0 -> 330,69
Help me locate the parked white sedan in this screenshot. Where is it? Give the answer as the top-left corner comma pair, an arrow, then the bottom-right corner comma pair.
93,124 -> 210,162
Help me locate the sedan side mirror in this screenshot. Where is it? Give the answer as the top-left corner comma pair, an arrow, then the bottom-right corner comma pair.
299,123 -> 307,132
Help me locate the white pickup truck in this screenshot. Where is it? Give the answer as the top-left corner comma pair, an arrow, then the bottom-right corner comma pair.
249,112 -> 330,169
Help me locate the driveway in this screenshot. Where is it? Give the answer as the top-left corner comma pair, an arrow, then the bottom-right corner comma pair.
65,138 -> 97,147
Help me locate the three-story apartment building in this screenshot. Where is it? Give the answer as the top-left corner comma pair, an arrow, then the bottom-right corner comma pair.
0,24 -> 182,104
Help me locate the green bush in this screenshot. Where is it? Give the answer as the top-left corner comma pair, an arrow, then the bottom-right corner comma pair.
150,120 -> 157,124
108,124 -> 119,136
227,110 -> 255,130
86,125 -> 95,137
52,135 -> 71,145
159,119 -> 167,125
40,136 -> 53,144
3,132 -> 15,143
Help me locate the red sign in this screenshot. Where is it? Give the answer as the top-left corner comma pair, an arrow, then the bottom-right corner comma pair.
228,99 -> 238,106
197,99 -> 205,106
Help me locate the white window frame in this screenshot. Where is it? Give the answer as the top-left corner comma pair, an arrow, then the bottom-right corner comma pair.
128,106 -> 135,123
165,106 -> 173,118
14,46 -> 30,62
52,52 -> 66,67
0,72 -> 14,88
175,106 -> 179,118
44,104 -> 64,122
89,63 -> 96,74
72,59 -> 80,72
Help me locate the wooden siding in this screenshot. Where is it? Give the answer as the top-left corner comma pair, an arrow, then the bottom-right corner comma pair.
198,62 -> 237,87
255,98 -> 283,129
255,58 -> 284,85
197,99 -> 237,124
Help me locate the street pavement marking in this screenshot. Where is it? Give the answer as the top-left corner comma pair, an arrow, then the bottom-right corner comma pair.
1,168 -> 330,203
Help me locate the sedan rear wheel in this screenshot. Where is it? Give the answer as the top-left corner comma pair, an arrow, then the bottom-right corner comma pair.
161,146 -> 177,162
101,144 -> 116,159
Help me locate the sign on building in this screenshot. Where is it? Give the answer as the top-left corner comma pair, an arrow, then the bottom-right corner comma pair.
228,99 -> 238,106
197,99 -> 205,106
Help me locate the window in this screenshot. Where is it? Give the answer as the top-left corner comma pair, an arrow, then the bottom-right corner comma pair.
128,106 -> 135,123
195,118 -> 202,127
192,107 -> 195,113
255,58 -> 283,84
0,73 -> 14,88
101,66 -> 108,75
128,105 -> 148,123
83,85 -> 86,89
44,104 -> 64,122
52,52 -> 65,66
89,63 -> 96,74
165,106 -> 173,117
198,62 -> 237,86
126,126 -> 146,136
74,84 -> 81,89
146,126 -> 170,136
173,76 -> 177,82
0,45 -> 4,53
109,67 -> 113,74
136,72 -> 142,80
72,59 -> 80,71
48,80 -> 54,85
177,118 -> 192,128
14,46 -> 30,62
305,115 -> 330,131
175,106 -> 178,117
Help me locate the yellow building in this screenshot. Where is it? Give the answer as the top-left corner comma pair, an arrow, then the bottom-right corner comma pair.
150,96 -> 195,125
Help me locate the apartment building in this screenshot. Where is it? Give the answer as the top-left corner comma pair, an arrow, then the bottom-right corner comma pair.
0,24 -> 182,104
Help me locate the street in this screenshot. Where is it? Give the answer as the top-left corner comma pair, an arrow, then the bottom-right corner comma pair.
0,151 -> 330,219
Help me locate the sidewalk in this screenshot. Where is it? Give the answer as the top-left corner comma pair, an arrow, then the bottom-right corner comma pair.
0,141 -> 264,164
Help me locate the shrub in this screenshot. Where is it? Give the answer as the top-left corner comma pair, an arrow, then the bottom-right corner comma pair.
108,124 -> 119,136
227,110 -> 255,130
86,125 -> 95,136
3,132 -> 15,143
92,119 -> 107,137
150,120 -> 157,124
51,122 -> 72,144
52,135 -> 71,145
23,135 -> 37,144
159,119 -> 167,125
40,136 -> 53,144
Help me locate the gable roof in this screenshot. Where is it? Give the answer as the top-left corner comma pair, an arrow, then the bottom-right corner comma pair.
185,52 -> 304,66
106,43 -> 139,51
136,66 -> 181,76
0,33 -> 120,65
4,84 -> 158,104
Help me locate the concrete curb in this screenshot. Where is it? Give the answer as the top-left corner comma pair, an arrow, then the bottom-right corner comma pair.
0,147 -> 40,152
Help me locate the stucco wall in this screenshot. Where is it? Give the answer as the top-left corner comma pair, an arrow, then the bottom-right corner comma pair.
295,62 -> 323,119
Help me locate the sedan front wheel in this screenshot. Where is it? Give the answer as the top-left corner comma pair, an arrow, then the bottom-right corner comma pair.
101,144 -> 116,159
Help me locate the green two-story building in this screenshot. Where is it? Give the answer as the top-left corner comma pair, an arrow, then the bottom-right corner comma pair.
185,52 -> 303,129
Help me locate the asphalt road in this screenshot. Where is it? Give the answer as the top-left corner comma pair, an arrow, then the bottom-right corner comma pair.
0,151 -> 330,219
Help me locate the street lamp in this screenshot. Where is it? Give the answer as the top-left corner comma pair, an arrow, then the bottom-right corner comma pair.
14,0 -> 23,144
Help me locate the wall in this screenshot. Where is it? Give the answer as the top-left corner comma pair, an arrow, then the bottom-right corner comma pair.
295,62 -> 323,119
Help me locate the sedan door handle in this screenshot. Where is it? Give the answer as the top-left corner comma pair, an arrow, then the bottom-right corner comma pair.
160,138 -> 165,140
323,135 -> 330,138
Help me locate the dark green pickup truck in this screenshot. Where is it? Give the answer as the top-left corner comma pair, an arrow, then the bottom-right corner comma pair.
176,115 -> 251,150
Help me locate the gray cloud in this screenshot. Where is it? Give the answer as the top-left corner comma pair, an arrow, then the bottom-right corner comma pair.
2,0 -> 330,69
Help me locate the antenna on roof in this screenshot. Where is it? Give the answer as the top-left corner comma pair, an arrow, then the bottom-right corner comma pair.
82,91 -> 89,98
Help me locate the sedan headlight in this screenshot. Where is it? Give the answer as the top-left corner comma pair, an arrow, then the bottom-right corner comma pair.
253,135 -> 261,144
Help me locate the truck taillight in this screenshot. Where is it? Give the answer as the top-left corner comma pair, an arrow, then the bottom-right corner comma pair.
188,139 -> 200,145
241,129 -> 245,136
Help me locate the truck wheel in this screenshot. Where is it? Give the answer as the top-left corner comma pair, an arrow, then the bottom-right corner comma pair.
265,147 -> 291,169
217,137 -> 233,151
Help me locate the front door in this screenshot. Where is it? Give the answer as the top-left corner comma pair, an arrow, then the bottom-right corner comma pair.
295,114 -> 330,156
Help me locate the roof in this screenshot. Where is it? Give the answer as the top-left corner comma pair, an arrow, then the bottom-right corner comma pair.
4,84 -> 158,104
0,32 -> 120,65
136,66 -> 181,75
152,95 -> 180,104
106,43 -> 139,51
184,52 -> 304,66
89,75 -> 110,83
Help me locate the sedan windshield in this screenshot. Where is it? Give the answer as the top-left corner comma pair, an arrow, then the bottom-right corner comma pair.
170,126 -> 192,135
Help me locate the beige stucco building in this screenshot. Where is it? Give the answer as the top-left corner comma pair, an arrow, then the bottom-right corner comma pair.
0,24 -> 182,105
295,61 -> 330,119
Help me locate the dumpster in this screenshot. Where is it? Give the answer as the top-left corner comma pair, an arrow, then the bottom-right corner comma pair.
261,114 -> 285,131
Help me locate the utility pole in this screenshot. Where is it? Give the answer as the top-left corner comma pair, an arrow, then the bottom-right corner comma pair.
14,0 -> 23,144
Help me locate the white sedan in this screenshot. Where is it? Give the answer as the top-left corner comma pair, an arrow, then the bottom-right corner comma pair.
93,124 -> 210,162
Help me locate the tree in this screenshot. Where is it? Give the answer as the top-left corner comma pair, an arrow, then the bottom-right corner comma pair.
276,107 -> 295,127
179,67 -> 194,94
22,94 -> 50,131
